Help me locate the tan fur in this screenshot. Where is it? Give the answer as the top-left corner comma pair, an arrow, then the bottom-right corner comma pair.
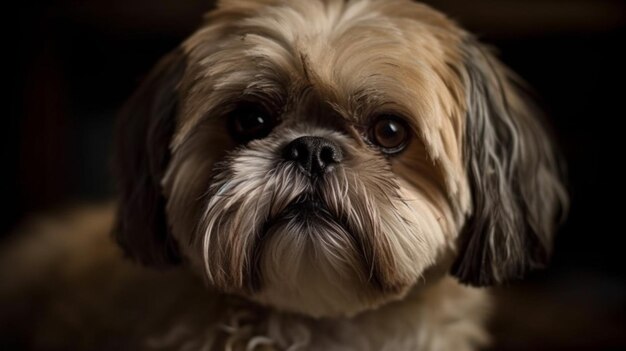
164,0 -> 473,318
2,0 -> 567,350
0,205 -> 489,350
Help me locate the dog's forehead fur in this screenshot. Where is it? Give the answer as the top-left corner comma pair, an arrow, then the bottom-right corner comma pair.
174,0 -> 469,200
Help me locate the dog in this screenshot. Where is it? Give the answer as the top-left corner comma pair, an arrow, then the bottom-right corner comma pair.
0,0 -> 568,350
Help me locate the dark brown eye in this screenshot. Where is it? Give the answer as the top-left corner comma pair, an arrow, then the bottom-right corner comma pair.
370,115 -> 410,154
228,103 -> 275,143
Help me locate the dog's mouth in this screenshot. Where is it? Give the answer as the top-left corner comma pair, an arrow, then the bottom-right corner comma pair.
248,194 -> 355,289
264,193 -> 339,230
281,195 -> 327,217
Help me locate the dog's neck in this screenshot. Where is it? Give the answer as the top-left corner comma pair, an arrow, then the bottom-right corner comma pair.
147,273 -> 490,351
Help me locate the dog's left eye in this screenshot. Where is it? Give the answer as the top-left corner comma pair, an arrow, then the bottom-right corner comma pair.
369,115 -> 410,155
227,103 -> 276,143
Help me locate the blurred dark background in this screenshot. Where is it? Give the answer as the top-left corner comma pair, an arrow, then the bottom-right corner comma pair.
4,0 -> 626,350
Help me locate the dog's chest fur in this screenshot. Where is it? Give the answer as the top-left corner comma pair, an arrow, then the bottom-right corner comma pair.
147,278 -> 489,351
0,205 -> 489,351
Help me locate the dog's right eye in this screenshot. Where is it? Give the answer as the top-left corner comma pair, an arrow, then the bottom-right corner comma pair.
227,103 -> 275,143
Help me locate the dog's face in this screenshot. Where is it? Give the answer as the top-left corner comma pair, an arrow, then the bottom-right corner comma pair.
114,0 -> 567,317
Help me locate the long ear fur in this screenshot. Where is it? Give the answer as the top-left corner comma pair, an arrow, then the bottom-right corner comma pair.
113,49 -> 187,267
451,39 -> 568,286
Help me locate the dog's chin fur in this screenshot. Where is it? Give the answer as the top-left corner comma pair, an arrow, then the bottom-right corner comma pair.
1,0 -> 568,350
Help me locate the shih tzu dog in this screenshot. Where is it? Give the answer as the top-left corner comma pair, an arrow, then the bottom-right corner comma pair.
0,0 -> 568,350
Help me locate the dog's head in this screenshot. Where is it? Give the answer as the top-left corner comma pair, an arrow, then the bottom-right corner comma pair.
114,0 -> 567,317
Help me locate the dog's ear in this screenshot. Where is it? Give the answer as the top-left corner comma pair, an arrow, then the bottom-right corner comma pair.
113,49 -> 187,267
450,39 -> 568,286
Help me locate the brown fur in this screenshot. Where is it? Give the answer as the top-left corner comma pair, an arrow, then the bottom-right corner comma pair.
1,0 -> 566,349
1,205 -> 489,350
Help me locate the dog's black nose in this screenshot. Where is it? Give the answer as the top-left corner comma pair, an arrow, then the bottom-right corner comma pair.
283,136 -> 343,176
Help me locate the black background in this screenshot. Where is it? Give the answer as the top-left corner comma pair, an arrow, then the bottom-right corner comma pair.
4,1 -> 626,350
